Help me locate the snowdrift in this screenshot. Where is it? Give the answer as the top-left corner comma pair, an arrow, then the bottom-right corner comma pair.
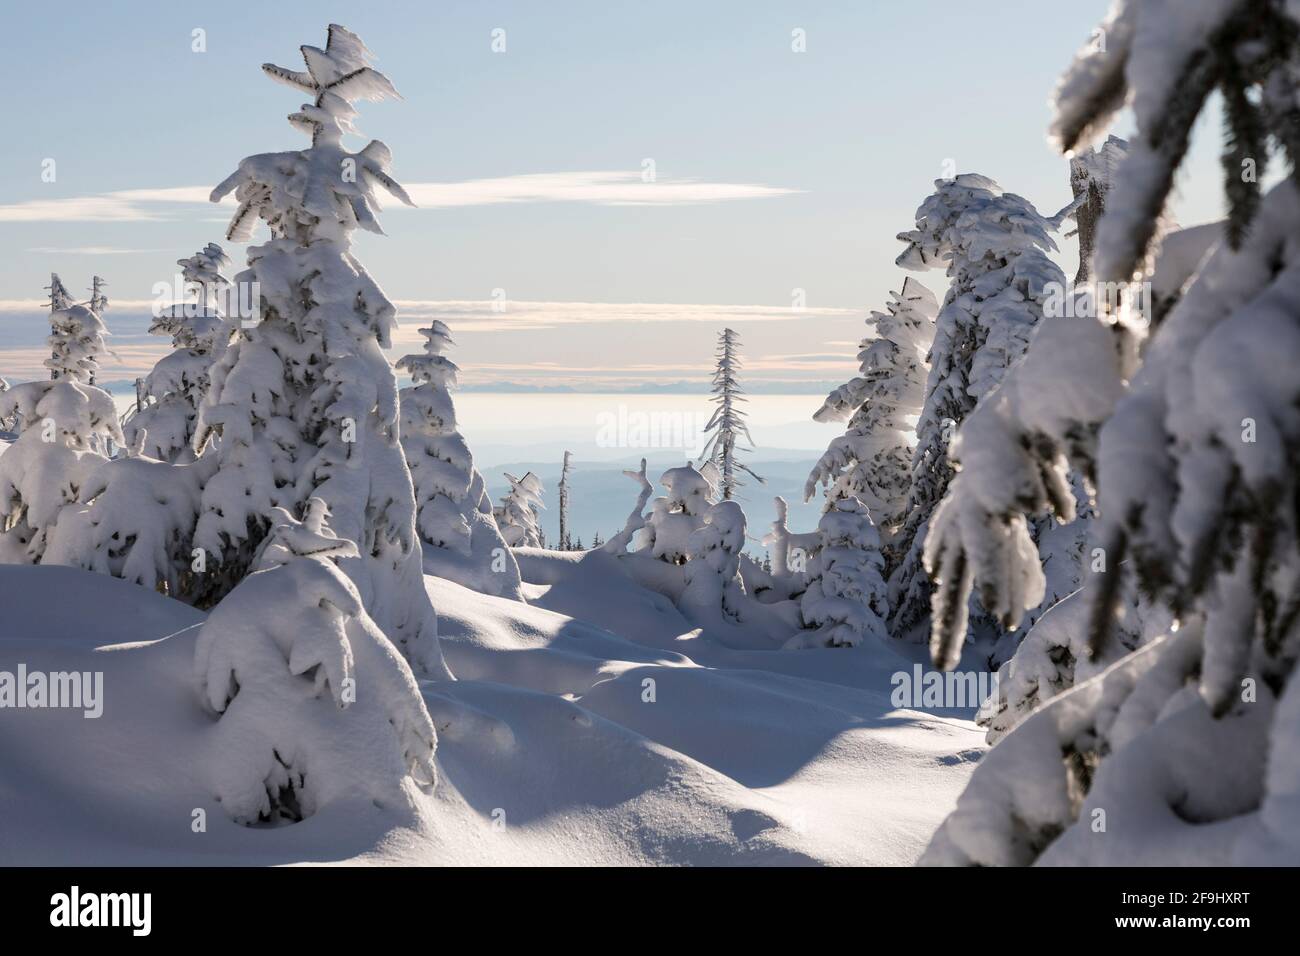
0,556 -> 983,865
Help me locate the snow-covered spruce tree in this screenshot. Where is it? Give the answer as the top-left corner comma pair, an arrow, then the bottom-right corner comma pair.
804,277 -> 938,547
887,174 -> 1073,641
787,496 -> 890,649
979,139 -> 1130,661
0,378 -> 122,563
699,328 -> 763,500
194,499 -> 436,823
558,450 -> 573,550
494,471 -> 544,548
0,274 -> 122,562
193,25 -> 446,677
396,320 -> 521,598
923,0 -> 1300,865
125,244 -> 233,463
46,273 -> 75,313
45,285 -> 110,387
679,499 -> 748,628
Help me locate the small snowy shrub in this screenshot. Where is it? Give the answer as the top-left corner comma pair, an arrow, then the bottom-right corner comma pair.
788,497 -> 889,649
194,501 -> 436,824
0,380 -> 122,563
637,462 -> 718,563
680,499 -> 748,625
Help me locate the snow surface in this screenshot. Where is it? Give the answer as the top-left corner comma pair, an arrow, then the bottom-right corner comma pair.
0,559 -> 983,865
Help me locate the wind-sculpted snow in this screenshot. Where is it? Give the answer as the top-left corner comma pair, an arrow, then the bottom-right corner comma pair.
194,553 -> 436,824
0,558 -> 984,864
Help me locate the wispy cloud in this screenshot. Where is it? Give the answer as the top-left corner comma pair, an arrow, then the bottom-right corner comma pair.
402,171 -> 800,207
0,298 -> 855,385
0,171 -> 800,223
389,299 -> 854,336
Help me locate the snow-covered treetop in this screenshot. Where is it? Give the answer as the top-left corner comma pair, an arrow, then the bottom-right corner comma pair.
896,174 -> 1065,276
150,243 -> 232,352
210,23 -> 414,246
660,463 -> 718,516
41,272 -> 110,385
46,274 -> 75,312
1068,135 -> 1130,284
45,302 -> 109,385
179,243 -> 231,295
1069,134 -> 1128,195
255,498 -> 360,572
505,471 -> 544,505
1051,0 -> 1300,276
396,321 -> 459,393
89,276 -> 108,315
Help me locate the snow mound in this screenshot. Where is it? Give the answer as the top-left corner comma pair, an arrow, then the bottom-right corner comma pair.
0,561 -> 984,864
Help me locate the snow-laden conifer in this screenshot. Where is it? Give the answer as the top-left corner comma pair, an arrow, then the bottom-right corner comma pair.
787,497 -> 890,649
125,244 -> 233,463
699,329 -> 763,500
679,499 -> 748,628
193,25 -> 445,681
558,450 -> 573,550
396,321 -> 520,597
924,0 -> 1300,866
45,290 -> 110,386
0,379 -> 122,563
888,174 -> 1072,640
1067,135 -> 1128,283
805,277 -> 937,547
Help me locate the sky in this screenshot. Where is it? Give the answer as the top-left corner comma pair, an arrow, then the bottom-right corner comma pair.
0,0 -> 1233,396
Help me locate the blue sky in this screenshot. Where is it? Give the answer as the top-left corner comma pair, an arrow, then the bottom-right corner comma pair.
0,0 -> 1230,390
